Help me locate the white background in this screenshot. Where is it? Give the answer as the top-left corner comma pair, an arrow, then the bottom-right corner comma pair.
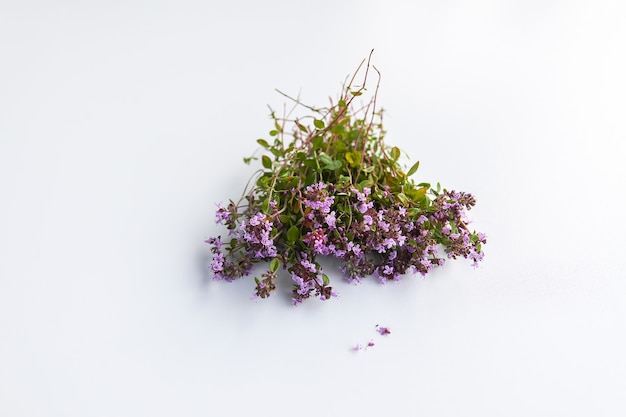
1,1 -> 625,415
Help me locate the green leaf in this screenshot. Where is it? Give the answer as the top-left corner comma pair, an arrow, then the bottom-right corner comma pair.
303,159 -> 317,169
359,179 -> 374,188
262,155 -> 272,169
408,208 -> 421,218
269,130 -> 279,137
345,151 -> 361,168
305,171 -> 316,186
261,199 -> 269,212
407,161 -> 420,177
397,193 -> 409,205
269,258 -> 280,272
318,152 -> 333,166
326,160 -> 342,170
295,121 -> 308,132
319,153 -> 341,170
412,186 -> 428,201
331,124 -> 346,135
390,146 -> 400,161
338,99 -> 347,107
322,274 -> 330,285
257,139 -> 270,148
333,140 -> 347,153
270,148 -> 283,157
287,225 -> 301,243
313,119 -> 325,129
256,175 -> 269,188
345,152 -> 355,166
312,136 -> 323,149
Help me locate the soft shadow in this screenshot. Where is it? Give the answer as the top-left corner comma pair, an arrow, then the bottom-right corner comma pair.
197,247 -> 213,287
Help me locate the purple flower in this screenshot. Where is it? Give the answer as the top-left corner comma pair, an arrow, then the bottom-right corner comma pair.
325,211 -> 337,229
426,244 -> 438,254
303,182 -> 335,214
352,188 -> 373,213
240,212 -> 277,259
356,202 -> 372,213
205,236 -> 223,248
303,229 -> 328,254
346,241 -> 362,256
214,203 -> 231,225
291,273 -> 305,287
376,325 -> 391,335
211,252 -> 224,274
300,259 -> 317,273
291,273 -> 312,296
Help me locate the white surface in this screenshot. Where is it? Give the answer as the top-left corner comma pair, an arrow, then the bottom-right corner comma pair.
1,1 -> 625,416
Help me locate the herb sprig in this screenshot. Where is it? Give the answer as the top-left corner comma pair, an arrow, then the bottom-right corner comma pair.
206,53 -> 486,304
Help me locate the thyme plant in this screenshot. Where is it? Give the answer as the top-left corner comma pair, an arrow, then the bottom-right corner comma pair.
206,56 -> 486,304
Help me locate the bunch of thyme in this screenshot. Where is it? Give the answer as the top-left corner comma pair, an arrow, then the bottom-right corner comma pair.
206,55 -> 486,304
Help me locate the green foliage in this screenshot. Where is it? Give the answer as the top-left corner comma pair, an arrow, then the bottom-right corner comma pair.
248,77 -> 434,225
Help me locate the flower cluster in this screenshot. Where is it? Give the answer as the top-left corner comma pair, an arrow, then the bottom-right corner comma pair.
206,57 -> 486,303
240,212 -> 277,259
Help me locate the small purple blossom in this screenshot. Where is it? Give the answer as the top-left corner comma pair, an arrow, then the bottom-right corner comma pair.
300,259 -> 317,273
240,212 -> 277,259
214,203 -> 232,225
303,182 -> 335,214
325,211 -> 337,229
376,325 -> 391,335
303,229 -> 328,254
